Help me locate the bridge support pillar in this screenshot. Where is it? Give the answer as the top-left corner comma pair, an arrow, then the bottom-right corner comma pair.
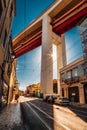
41,15 -> 53,95
53,33 -> 66,96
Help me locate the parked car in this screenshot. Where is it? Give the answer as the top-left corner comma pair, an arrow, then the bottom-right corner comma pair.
43,95 -> 50,102
54,97 -> 70,105
47,95 -> 58,103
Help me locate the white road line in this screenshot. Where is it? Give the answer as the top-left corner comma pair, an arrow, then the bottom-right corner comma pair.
27,101 -> 71,130
25,102 -> 52,130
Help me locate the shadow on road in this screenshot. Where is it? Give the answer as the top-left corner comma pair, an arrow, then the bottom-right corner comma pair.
20,98 -> 54,130
20,97 -> 87,130
68,104 -> 87,122
20,98 -> 65,130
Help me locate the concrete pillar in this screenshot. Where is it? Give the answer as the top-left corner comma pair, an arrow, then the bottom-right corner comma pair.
56,34 -> 66,96
64,88 -> 67,97
41,15 -> 53,95
61,34 -> 67,66
79,83 -> 85,104
56,45 -> 61,96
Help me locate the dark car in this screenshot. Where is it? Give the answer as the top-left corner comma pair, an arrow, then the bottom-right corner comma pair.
43,95 -> 50,102
47,95 -> 58,103
54,97 -> 70,105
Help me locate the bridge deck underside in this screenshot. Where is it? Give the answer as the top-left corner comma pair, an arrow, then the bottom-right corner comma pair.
13,0 -> 87,58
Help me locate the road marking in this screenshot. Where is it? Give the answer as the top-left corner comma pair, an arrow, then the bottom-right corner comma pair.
25,102 -> 52,130
27,101 -> 71,130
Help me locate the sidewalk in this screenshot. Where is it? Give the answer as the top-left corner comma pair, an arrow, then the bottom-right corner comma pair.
70,103 -> 87,110
0,102 -> 7,111
0,103 -> 25,130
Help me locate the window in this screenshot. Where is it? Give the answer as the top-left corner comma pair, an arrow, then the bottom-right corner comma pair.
3,0 -> 6,8
73,68 -> 78,77
53,83 -> 58,94
0,1 -> 3,19
84,66 -> 87,76
7,63 -> 12,77
62,88 -> 64,97
3,30 -> 7,47
61,73 -> 64,81
67,71 -> 71,79
10,4 -> 13,17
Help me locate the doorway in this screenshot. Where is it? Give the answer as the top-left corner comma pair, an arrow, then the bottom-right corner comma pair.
68,86 -> 79,102
84,84 -> 87,103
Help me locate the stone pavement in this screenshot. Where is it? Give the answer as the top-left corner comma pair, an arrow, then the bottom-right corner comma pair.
70,103 -> 87,110
0,103 -> 27,130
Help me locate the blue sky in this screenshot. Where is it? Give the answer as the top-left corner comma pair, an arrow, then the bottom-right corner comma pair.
12,0 -> 54,38
12,0 -> 55,90
65,27 -> 83,64
12,0 -> 83,90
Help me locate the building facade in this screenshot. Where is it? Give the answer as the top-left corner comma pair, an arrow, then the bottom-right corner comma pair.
8,59 -> 19,103
60,16 -> 87,104
25,83 -> 40,97
0,0 -> 16,106
60,57 -> 87,104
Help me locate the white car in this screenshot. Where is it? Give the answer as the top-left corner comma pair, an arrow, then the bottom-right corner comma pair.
54,97 -> 70,105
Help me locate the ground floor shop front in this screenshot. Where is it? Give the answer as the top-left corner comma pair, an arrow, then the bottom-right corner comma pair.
61,82 -> 87,104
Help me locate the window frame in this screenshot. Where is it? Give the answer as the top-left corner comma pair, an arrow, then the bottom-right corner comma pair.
0,0 -> 3,19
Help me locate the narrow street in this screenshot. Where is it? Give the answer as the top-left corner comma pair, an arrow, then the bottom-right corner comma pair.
0,96 -> 87,130
20,96 -> 87,130
0,0 -> 87,130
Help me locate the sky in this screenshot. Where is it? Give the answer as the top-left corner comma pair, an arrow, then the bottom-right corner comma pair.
12,0 -> 55,90
12,0 -> 83,90
65,27 -> 83,64
12,0 -> 55,38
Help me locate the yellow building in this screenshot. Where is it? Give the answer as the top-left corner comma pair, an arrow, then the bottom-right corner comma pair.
0,0 -> 16,105
25,81 -> 57,97
25,83 -> 40,97
8,59 -> 19,103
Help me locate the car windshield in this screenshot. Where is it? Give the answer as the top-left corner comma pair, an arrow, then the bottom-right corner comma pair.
63,98 -> 69,101
58,97 -> 69,101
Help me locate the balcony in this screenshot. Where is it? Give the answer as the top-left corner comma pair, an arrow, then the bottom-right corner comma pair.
73,76 -> 79,82
61,75 -> 87,85
61,76 -> 79,85
79,75 -> 87,83
64,78 -> 73,85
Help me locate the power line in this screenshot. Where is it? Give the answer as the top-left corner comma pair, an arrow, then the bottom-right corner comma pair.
16,23 -> 83,88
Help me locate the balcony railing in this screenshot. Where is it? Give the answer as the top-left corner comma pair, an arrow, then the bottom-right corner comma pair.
64,78 -> 73,85
61,76 -> 79,85
61,75 -> 87,85
79,75 -> 87,82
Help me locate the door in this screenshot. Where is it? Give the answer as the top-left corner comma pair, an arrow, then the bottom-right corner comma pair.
68,86 -> 79,102
84,84 -> 87,103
